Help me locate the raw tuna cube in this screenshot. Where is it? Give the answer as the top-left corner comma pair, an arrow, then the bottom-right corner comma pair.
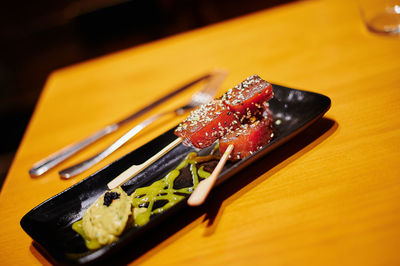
219,114 -> 274,160
175,99 -> 240,149
221,75 -> 273,120
175,75 -> 274,149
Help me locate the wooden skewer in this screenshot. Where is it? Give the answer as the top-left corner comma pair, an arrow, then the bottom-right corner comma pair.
107,138 -> 182,189
187,144 -> 234,206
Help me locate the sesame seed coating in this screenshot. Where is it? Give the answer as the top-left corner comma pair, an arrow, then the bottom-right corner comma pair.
175,75 -> 274,150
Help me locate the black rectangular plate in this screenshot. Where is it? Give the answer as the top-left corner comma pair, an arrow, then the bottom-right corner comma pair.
20,84 -> 331,264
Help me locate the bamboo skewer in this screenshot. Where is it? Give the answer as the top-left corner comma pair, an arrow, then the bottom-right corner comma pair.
187,144 -> 234,206
107,138 -> 182,189
107,137 -> 234,207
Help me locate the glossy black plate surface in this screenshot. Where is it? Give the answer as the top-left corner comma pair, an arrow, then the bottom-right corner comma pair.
20,84 -> 331,264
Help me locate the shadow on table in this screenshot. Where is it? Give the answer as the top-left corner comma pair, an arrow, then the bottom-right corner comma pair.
30,117 -> 337,265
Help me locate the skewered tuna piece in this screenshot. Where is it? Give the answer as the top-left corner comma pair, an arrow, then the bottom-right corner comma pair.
219,113 -> 274,160
175,75 -> 273,149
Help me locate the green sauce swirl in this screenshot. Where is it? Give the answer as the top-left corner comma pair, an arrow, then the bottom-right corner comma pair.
73,151 -> 217,249
132,152 -> 215,226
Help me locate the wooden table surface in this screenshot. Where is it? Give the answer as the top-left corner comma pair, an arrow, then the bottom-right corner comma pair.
1,0 -> 400,265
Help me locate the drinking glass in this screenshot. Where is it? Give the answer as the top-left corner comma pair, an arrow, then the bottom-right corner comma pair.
358,0 -> 400,35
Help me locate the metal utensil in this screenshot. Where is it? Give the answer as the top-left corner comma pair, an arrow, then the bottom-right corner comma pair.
59,70 -> 227,179
29,73 -> 212,177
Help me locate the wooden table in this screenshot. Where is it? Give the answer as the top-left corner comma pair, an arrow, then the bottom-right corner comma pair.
1,0 -> 400,264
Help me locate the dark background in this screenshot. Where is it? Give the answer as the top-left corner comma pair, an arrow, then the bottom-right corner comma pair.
0,0 -> 292,186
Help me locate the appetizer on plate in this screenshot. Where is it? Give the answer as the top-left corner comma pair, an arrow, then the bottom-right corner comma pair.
73,75 -> 275,249
20,82 -> 331,264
